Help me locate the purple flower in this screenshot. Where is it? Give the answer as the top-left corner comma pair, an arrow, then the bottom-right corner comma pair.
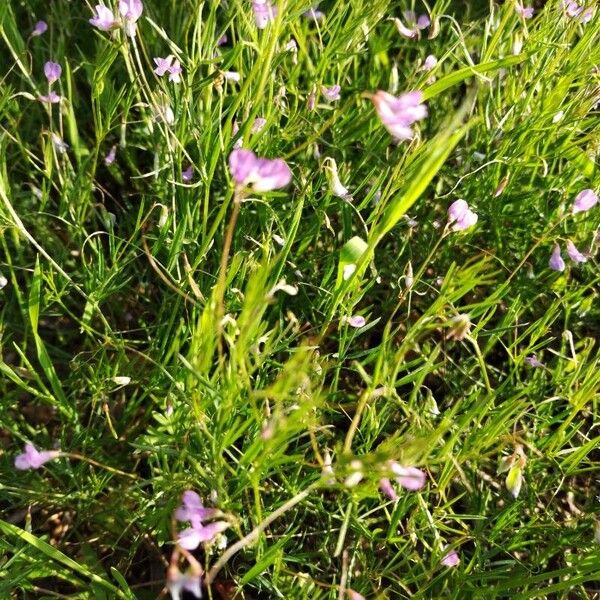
52,134 -> 69,154
168,60 -> 182,83
421,54 -> 438,71
175,491 -> 230,550
441,549 -> 460,567
182,165 -> 193,183
119,0 -> 143,36
253,0 -> 277,29
228,148 -> 292,192
104,145 -> 117,165
379,477 -> 398,500
44,61 -> 61,85
566,240 -> 587,263
394,11 -> 430,38
167,567 -> 202,600
217,34 -> 228,46
572,189 -> 598,214
321,84 -> 341,101
516,4 -> 534,18
447,199 -> 478,231
525,354 -> 544,368
153,56 -> 173,76
564,1 -> 594,22
347,315 -> 366,328
32,20 -> 48,37
14,443 -> 60,470
549,243 -> 565,272
89,4 -> 119,31
38,91 -> 61,104
372,90 -> 427,140
390,462 -> 426,490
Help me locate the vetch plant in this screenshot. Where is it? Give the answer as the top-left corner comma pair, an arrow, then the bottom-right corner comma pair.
371,90 -> 427,140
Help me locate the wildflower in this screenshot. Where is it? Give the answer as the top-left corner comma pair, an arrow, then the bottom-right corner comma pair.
303,6 -> 325,21
321,84 -> 341,101
516,4 -> 534,18
44,61 -> 61,85
251,117 -> 267,133
549,243 -> 565,272
166,564 -> 202,600
446,313 -> 472,341
89,4 -> 119,31
175,491 -> 230,550
393,10 -> 430,38
153,56 -> 173,76
572,189 -> 598,214
441,548 -> 460,567
371,90 -> 427,140
253,0 -> 277,29
104,145 -> 117,165
379,477 -> 398,500
168,60 -> 183,83
420,54 -> 438,71
447,199 -> 478,231
347,315 -> 366,328
32,20 -> 48,37
323,157 -> 350,199
182,165 -> 193,183
15,443 -> 60,470
564,1 -> 594,22
347,591 -> 366,600
525,355 -> 544,368
389,462 -> 426,490
217,34 -> 228,46
51,134 -> 69,153
119,0 -> 143,37
566,240 -> 587,263
228,148 -> 292,192
39,91 -> 61,104
307,89 -> 316,112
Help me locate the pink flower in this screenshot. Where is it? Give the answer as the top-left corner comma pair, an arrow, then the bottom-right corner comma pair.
549,243 -> 565,272
516,4 -> 534,18
308,90 -> 316,112
15,443 -> 60,470
421,54 -> 438,71
572,189 -> 598,214
32,20 -> 48,37
321,84 -> 341,101
175,491 -> 230,550
217,34 -> 228,46
44,61 -> 61,85
566,240 -> 587,263
253,0 -> 277,29
167,566 -> 202,600
347,315 -> 366,328
154,56 -> 173,76
228,148 -> 292,192
89,5 -> 119,31
447,199 -> 478,231
393,11 -> 430,38
347,591 -> 366,600
372,90 -> 427,140
251,117 -> 267,133
182,165 -> 193,182
119,0 -> 143,36
39,91 -> 61,104
379,477 -> 398,500
168,60 -> 182,83
104,145 -> 117,165
564,1 -> 594,22
390,462 -> 426,490
525,355 -> 544,368
441,549 -> 460,567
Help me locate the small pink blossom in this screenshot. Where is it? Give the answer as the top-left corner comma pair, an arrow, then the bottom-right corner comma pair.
390,462 -> 426,490
175,491 -> 230,550
44,61 -> 61,85
169,60 -> 182,83
15,443 -> 60,470
447,199 -> 478,231
421,54 -> 438,71
217,34 -> 228,46
347,315 -> 366,328
441,549 -> 460,567
394,11 -> 430,38
566,240 -> 587,263
153,56 -> 173,76
516,4 -> 534,18
525,355 -> 544,368
182,165 -> 193,182
39,91 -> 61,104
372,90 -> 427,140
228,148 -> 292,192
119,0 -> 143,36
564,1 -> 594,22
167,566 -> 202,600
32,21 -> 48,37
549,243 -> 565,272
104,145 -> 117,165
89,4 -> 119,31
572,189 -> 598,214
379,477 -> 398,500
321,84 -> 341,101
253,0 -> 277,28
251,117 -> 267,133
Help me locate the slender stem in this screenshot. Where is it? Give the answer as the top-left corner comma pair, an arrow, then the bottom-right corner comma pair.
204,482 -> 318,586
65,453 -> 138,480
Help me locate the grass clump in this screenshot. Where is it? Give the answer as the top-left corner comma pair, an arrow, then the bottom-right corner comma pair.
0,0 -> 599,598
